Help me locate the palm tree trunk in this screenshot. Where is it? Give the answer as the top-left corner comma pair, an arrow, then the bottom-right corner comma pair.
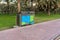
17,0 -> 21,26
17,0 -> 20,13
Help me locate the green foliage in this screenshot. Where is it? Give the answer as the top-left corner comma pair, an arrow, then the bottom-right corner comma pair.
0,0 -> 17,14
35,0 -> 58,12
0,4 -> 17,14
20,0 -> 59,13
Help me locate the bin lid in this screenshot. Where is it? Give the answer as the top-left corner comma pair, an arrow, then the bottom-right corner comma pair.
21,11 -> 35,15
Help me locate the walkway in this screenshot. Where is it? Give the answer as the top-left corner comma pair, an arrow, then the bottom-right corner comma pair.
0,19 -> 60,40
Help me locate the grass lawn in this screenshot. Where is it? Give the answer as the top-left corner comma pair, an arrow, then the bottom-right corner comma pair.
0,12 -> 60,30
0,15 -> 16,30
35,12 -> 60,23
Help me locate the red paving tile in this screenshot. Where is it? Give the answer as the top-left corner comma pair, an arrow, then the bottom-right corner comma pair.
0,19 -> 60,40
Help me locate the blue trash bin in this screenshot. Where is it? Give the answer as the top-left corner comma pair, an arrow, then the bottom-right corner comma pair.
20,11 -> 35,26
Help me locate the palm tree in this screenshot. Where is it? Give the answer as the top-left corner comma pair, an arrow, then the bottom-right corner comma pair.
17,0 -> 21,26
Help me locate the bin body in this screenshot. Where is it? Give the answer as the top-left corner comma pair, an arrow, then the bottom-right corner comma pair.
20,11 -> 34,26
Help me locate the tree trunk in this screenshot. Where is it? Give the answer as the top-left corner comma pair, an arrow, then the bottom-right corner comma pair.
47,0 -> 50,16
6,0 -> 9,14
17,0 -> 20,13
17,0 -> 21,26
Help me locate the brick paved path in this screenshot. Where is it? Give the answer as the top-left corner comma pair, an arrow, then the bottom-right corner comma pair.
0,19 -> 60,40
